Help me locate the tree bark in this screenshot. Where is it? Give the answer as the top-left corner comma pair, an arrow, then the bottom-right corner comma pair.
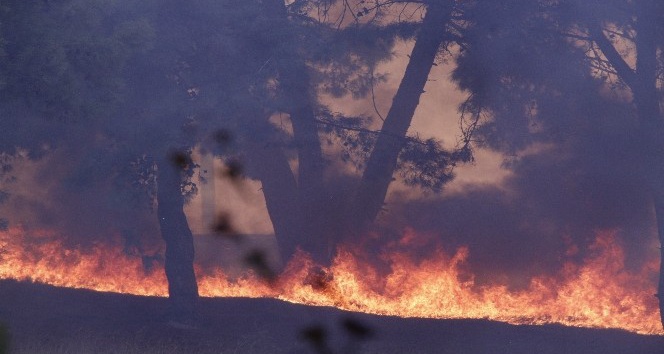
245,138 -> 304,266
260,0 -> 332,263
281,65 -> 333,262
261,0 -> 326,193
351,3 -> 452,228
632,0 -> 664,328
156,154 -> 199,324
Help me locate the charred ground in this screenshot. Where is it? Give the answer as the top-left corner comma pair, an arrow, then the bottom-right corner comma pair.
0,280 -> 661,354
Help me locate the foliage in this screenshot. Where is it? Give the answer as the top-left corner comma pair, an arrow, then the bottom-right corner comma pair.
451,0 -> 596,153
317,108 -> 466,191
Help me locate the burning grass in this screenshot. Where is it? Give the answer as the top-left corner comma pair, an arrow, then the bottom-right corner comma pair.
0,227 -> 662,336
0,280 -> 663,354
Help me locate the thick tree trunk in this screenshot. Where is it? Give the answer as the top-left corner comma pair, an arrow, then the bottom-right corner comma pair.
350,3 -> 452,229
282,66 -> 326,199
655,192 -> 664,327
589,2 -> 664,327
245,138 -> 304,266
282,67 -> 333,262
261,0 -> 326,192
156,155 -> 199,324
261,0 -> 332,263
632,0 -> 664,328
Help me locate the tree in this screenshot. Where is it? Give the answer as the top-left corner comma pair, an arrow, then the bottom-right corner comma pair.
0,0 -> 275,324
91,0 -> 272,323
349,2 -> 456,229
0,0 -> 157,236
113,0 -> 275,323
446,0 -> 664,328
0,0 -> 199,318
246,0 -> 468,264
567,0 -> 664,328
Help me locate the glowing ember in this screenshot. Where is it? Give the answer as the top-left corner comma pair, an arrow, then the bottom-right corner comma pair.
0,227 -> 661,335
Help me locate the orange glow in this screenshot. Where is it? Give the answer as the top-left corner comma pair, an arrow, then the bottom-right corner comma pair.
0,227 -> 661,335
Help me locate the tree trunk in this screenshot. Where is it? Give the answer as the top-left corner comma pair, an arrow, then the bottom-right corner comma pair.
632,0 -> 664,328
281,66 -> 333,262
261,0 -> 326,192
199,152 -> 217,231
261,0 -> 332,263
654,191 -> 664,327
351,3 -> 452,229
245,138 -> 304,266
588,2 -> 664,327
156,155 -> 199,324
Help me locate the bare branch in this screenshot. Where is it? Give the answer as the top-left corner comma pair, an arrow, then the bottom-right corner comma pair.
369,66 -> 386,122
344,0 -> 360,23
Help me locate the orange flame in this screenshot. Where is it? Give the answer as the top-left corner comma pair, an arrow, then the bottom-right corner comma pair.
0,227 -> 661,335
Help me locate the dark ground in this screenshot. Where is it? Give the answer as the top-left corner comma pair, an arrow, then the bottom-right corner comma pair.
0,279 -> 662,353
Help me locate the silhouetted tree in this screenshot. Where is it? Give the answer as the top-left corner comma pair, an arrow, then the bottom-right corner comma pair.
448,0 -> 664,328
349,2 -> 456,229
0,0 -> 278,324
578,0 -> 664,327
247,1 -> 468,264
114,0 -> 277,323
0,0 -> 156,236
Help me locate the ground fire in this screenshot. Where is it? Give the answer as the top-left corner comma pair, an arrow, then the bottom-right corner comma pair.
1,226 -> 662,336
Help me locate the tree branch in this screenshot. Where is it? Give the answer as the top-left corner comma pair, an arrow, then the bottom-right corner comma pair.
315,117 -> 431,147
369,66 -> 386,122
588,22 -> 638,90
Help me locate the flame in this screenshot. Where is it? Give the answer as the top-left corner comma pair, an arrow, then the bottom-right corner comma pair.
0,227 -> 662,335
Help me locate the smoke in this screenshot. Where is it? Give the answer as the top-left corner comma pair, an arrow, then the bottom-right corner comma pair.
0,0 -> 660,292
309,31 -> 658,288
364,0 -> 662,288
385,124 -> 658,288
0,147 -> 162,254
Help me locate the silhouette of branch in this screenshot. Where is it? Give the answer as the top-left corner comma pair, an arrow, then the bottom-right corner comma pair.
588,22 -> 637,90
315,116 -> 430,147
369,65 -> 386,122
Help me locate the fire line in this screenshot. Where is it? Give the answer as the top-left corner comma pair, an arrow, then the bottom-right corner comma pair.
1,227 -> 662,336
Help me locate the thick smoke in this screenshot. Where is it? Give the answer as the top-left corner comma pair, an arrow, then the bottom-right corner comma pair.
383,63 -> 658,288
0,0 -> 660,289
0,147 -> 162,254
387,138 -> 657,288
371,0 -> 662,287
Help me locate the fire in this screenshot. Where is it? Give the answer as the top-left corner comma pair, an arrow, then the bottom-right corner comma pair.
0,228 -> 168,296
0,227 -> 662,335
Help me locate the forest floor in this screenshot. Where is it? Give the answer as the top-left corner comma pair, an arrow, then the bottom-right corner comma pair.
0,279 -> 662,354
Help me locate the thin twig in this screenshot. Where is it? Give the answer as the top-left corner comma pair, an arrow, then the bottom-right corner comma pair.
369,66 -> 386,122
